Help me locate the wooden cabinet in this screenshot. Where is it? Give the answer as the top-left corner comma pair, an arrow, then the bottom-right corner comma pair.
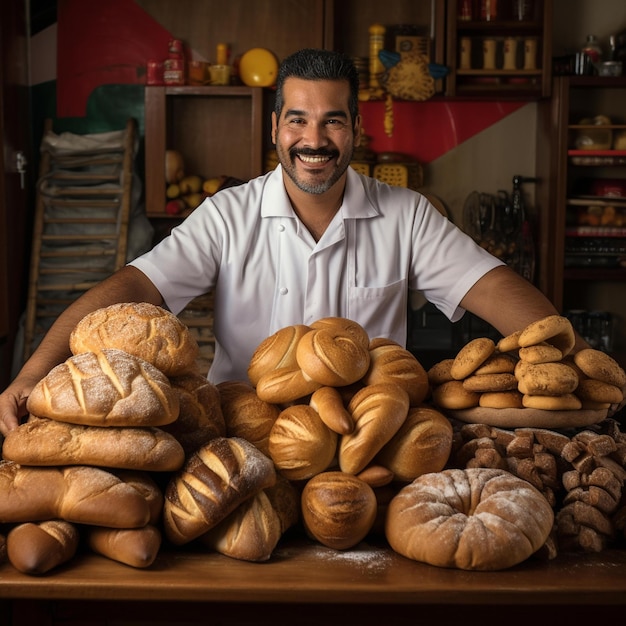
445,0 -> 552,98
537,75 -> 626,359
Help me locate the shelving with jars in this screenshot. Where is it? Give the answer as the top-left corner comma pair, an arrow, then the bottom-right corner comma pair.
537,75 -> 626,360
445,0 -> 552,98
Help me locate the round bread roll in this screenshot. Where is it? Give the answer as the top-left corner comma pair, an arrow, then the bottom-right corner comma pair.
386,468 -> 554,571
479,390 -> 524,409
217,380 -> 280,457
296,327 -> 370,387
431,380 -> 480,410
497,330 -> 522,353
375,406 -> 453,482
573,349 -> 626,388
69,302 -> 199,376
26,349 -> 179,428
522,393 -> 582,411
518,315 -> 575,357
247,324 -> 311,386
362,344 -> 429,406
427,359 -> 455,386
450,337 -> 495,380
575,379 -> 623,404
301,471 -> 377,550
516,362 -> 579,396
474,353 -> 517,375
462,372 -> 518,393
310,317 -> 370,350
268,404 -> 337,481
338,383 -> 410,475
518,344 -> 563,364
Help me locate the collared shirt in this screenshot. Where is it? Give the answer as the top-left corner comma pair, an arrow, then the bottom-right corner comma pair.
130,165 -> 502,383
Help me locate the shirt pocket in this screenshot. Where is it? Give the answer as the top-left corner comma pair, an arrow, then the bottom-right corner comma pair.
348,279 -> 407,344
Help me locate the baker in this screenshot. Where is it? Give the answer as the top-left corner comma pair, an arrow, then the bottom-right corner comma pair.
0,48 -> 578,436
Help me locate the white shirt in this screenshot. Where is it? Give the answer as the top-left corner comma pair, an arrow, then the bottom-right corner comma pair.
130,165 -> 502,383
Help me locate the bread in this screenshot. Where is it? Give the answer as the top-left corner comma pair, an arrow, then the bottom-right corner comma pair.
2,416 -> 185,471
431,380 -> 480,410
338,383 -> 410,475
450,338 -> 495,379
268,404 -> 338,481
164,372 -> 226,454
86,525 -> 161,568
301,471 -> 377,550
362,344 -> 429,406
573,348 -> 626,388
217,380 -> 280,457
375,406 -> 453,482
26,349 -> 179,428
462,372 -> 518,393
114,470 -> 164,525
162,437 -> 276,545
0,461 -> 152,528
427,359 -> 455,386
516,362 -> 579,396
69,302 -> 199,376
518,315 -> 575,357
247,324 -> 311,386
309,386 -> 354,435
7,520 -> 80,575
0,533 -> 6,565
386,468 -> 554,570
255,366 -> 322,404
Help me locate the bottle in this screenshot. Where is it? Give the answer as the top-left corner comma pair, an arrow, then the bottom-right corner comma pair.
581,35 -> 602,72
164,38 -> 186,85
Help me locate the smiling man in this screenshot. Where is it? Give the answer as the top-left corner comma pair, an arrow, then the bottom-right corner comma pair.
0,48 -> 570,436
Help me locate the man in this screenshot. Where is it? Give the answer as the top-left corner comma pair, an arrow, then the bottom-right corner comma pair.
0,48 -> 568,436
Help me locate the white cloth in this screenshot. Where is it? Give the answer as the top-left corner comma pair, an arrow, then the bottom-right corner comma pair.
130,166 -> 502,383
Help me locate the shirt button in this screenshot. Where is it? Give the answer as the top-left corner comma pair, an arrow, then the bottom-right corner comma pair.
279,287 -> 288,295
278,224 -> 285,232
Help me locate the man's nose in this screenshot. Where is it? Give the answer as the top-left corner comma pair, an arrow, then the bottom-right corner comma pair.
301,122 -> 328,148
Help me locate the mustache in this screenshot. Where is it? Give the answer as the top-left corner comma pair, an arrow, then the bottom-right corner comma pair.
290,147 -> 338,159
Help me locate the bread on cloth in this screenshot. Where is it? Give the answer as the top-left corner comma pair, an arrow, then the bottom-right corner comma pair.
85,525 -> 162,569
385,467 -> 554,570
516,362 -> 579,396
163,436 -> 276,545
0,461 -> 154,528
7,520 -> 79,575
69,302 -> 199,376
26,349 -> 179,428
517,314 -> 575,357
573,348 -> 626,388
2,416 -> 185,471
431,380 -> 480,410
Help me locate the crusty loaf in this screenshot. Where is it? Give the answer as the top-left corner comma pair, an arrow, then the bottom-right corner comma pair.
2,416 -> 185,471
0,461 -> 152,528
164,372 -> 226,455
7,520 -> 80,575
217,380 -> 280,457
163,437 -> 276,545
255,366 -> 322,404
26,349 -> 179,428
69,302 -> 199,376
386,468 -> 554,570
113,470 -> 164,525
86,525 -> 161,568
338,383 -> 410,475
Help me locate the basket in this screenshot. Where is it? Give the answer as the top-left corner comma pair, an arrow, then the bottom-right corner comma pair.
350,162 -> 372,176
373,162 -> 423,190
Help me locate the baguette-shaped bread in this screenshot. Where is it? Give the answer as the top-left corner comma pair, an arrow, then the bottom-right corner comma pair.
86,525 -> 162,568
69,302 -> 199,376
163,437 -> 276,545
338,383 -> 410,475
113,470 -> 164,525
0,461 -> 151,528
7,520 -> 80,575
255,367 -> 322,404
26,349 -> 179,427
2,417 -> 185,471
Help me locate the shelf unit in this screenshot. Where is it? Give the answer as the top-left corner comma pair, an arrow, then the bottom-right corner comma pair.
445,0 -> 552,98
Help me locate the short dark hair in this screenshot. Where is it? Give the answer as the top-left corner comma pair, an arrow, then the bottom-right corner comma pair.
274,48 -> 360,126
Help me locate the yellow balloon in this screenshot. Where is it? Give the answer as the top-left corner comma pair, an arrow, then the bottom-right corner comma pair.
239,48 -> 279,87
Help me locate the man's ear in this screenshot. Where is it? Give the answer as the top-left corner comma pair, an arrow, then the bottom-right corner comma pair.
354,114 -> 363,148
271,111 -> 277,145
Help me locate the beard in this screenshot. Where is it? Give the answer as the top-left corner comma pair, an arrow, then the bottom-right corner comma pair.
277,144 -> 354,195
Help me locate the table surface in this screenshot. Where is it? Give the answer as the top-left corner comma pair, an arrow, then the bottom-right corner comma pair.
1,538 -> 625,606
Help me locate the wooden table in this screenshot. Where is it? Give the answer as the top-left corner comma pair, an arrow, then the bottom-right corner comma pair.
1,538 -> 625,625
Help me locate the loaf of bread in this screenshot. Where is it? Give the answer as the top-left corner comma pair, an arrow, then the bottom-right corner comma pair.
255,366 -> 322,404
26,349 -> 179,428
164,372 -> 226,455
386,468 -> 554,570
338,383 -> 410,475
7,520 -> 80,575
113,470 -> 164,525
163,437 -> 276,545
2,416 -> 185,471
301,471 -> 377,550
69,302 -> 199,376
86,525 -> 162,568
0,461 -> 152,528
217,380 -> 280,457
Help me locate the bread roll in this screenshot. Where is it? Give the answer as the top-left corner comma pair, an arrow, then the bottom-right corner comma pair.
2,416 -> 185,471
338,383 -> 410,475
518,315 -> 575,357
7,520 -> 80,575
375,406 -> 453,482
69,302 -> 199,376
26,349 -> 179,428
0,461 -> 153,528
450,338 -> 495,380
431,380 -> 480,410
309,386 -> 354,435
386,468 -> 554,570
310,317 -> 370,350
164,372 -> 226,454
301,471 -> 377,550
573,348 -> 626,388
163,437 -> 276,545
362,344 -> 429,406
255,367 -> 322,404
516,362 -> 579,396
217,380 -> 280,457
268,404 -> 337,481
86,525 -> 161,568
